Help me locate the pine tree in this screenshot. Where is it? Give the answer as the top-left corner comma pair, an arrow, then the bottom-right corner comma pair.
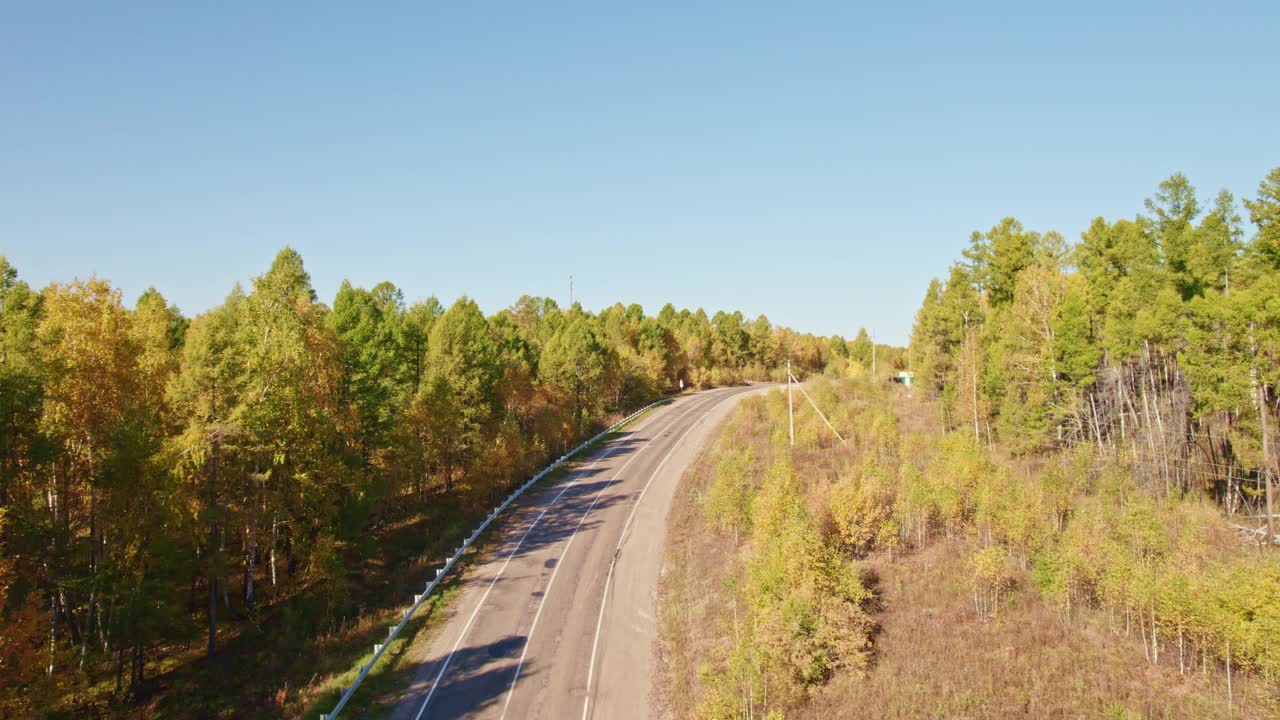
0,257 -> 43,509
37,279 -> 140,674
420,297 -> 502,491
168,288 -> 248,657
1243,168 -> 1280,272
964,217 -> 1040,307
1144,172 -> 1203,300
540,317 -> 610,436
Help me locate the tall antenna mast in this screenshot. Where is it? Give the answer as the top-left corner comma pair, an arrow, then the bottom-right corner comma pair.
569,275 -> 574,306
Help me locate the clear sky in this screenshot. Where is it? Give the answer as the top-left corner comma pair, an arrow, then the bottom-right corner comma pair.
3,2 -> 1277,346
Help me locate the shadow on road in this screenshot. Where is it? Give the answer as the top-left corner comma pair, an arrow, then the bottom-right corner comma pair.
479,435 -> 646,563
397,634 -> 542,720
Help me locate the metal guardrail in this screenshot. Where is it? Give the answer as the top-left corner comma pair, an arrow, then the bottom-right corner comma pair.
320,398 -> 671,720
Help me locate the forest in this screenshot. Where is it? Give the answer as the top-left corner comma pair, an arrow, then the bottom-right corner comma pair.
7,161 -> 1279,716
901,166 -> 1280,711
910,167 -> 1280,530
0,249 -> 874,716
664,377 -> 1278,718
659,167 -> 1280,720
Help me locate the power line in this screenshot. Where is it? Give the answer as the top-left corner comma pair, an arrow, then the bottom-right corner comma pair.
787,358 -> 795,447
788,369 -> 848,446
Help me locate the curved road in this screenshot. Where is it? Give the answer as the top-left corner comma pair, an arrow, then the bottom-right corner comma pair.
389,385 -> 762,720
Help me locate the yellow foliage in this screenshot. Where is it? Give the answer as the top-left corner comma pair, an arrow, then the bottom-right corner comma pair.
971,545 -> 1014,620
704,446 -> 755,536
827,472 -> 889,557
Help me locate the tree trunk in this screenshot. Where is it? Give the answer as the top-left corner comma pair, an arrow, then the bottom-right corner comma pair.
970,332 -> 980,443
1119,367 -> 1127,441
1247,323 -> 1274,539
245,526 -> 256,610
1089,394 -> 1103,447
48,592 -> 57,676
1140,609 -> 1149,662
131,642 -> 145,691
59,590 -> 82,646
208,576 -> 217,658
1149,360 -> 1170,494
1261,386 -> 1275,539
270,518 -> 279,588
207,438 -> 219,658
1226,639 -> 1233,715
1151,604 -> 1159,665
98,597 -> 109,653
444,435 -> 453,492
223,586 -> 241,620
83,485 -> 96,671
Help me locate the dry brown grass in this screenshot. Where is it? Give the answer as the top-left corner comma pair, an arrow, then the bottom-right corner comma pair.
657,382 -> 1280,720
655,409 -> 759,719
798,539 -> 1278,720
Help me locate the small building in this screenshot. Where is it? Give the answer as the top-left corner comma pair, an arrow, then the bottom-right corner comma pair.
889,371 -> 915,387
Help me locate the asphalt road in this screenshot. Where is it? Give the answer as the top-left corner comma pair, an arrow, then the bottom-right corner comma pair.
389,385 -> 763,720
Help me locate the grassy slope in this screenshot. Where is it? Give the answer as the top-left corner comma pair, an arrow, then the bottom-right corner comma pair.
804,540 -> 1274,719
657,384 -> 1278,720
656,429 -> 740,719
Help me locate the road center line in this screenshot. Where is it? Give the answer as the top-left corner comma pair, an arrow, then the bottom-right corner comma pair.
496,393 -> 720,719
580,388 -> 738,720
412,392 -> 716,720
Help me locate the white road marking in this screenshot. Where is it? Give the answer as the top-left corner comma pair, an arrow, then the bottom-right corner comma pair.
413,430 -> 634,719
497,394 -> 721,720
413,392 -> 718,720
581,391 -> 731,720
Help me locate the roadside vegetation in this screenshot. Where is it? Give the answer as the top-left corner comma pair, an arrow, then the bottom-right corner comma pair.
660,378 -> 1278,719
660,167 -> 1280,719
0,249 -> 874,718
912,168 -> 1280,526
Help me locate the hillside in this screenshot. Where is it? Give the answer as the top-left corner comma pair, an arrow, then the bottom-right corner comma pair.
657,379 -> 1279,719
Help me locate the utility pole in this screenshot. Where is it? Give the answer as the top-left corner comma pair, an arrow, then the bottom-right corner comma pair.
787,358 -> 795,447
790,371 -> 847,445
871,331 -> 877,380
569,275 -> 574,306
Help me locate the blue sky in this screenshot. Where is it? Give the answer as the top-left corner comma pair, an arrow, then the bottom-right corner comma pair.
3,2 -> 1277,346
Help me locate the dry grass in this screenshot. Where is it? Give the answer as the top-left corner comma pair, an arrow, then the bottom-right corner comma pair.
657,383 -> 1280,720
799,539 -> 1278,720
655,441 -> 723,718
656,406 -> 765,719
293,581 -> 460,719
